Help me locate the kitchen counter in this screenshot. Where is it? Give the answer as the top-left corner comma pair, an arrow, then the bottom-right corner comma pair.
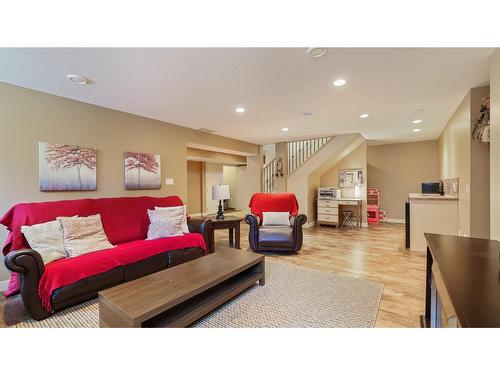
408,193 -> 458,201
407,193 -> 459,251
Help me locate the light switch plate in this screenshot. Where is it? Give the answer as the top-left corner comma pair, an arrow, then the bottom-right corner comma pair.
165,178 -> 174,185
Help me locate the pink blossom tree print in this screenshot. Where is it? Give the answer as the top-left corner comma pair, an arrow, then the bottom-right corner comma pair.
39,142 -> 97,191
124,151 -> 161,190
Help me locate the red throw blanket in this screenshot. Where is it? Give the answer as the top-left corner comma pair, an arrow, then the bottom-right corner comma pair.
39,234 -> 206,311
0,195 -> 186,297
248,192 -> 299,220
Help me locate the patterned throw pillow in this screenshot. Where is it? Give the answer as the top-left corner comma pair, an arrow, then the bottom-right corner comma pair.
147,209 -> 184,240
154,205 -> 190,233
57,214 -> 115,257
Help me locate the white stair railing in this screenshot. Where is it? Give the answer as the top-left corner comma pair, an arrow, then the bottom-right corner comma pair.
288,137 -> 331,175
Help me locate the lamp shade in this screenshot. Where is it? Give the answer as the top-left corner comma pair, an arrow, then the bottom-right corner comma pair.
212,184 -> 230,200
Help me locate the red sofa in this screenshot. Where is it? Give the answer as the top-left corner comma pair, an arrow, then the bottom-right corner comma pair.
1,196 -> 211,321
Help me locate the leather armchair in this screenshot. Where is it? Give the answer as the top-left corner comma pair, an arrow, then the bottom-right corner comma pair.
245,213 -> 307,253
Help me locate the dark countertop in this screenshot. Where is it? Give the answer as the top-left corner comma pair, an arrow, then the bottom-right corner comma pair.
425,233 -> 500,327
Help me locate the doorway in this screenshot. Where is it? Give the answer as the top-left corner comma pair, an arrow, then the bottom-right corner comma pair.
204,163 -> 224,215
223,165 -> 237,211
187,160 -> 203,215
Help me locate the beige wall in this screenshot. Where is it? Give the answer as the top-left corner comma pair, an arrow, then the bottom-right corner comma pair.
223,165 -> 237,209
273,142 -> 288,192
320,142 -> 368,224
469,86 -> 490,239
0,82 -> 259,282
239,155 -> 263,212
262,144 -> 275,165
438,86 -> 490,239
187,161 -> 203,215
438,92 -> 471,236
187,147 -> 247,165
491,50 -> 500,240
366,141 -> 438,221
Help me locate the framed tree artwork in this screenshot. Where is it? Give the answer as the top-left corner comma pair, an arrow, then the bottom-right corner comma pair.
39,142 -> 97,191
124,151 -> 161,190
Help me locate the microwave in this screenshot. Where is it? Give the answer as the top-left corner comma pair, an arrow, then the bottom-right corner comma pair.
422,181 -> 444,195
318,187 -> 339,200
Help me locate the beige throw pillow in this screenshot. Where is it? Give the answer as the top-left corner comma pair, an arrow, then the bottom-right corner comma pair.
262,212 -> 291,226
147,209 -> 184,240
154,205 -> 190,233
21,219 -> 69,264
58,214 -> 115,257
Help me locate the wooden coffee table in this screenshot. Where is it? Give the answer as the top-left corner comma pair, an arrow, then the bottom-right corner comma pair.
98,248 -> 265,328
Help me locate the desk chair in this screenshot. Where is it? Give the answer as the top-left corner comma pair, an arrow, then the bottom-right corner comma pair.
340,210 -> 355,229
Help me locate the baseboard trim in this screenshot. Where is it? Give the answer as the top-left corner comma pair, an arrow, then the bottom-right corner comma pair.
0,279 -> 9,293
385,218 -> 405,224
189,212 -> 203,217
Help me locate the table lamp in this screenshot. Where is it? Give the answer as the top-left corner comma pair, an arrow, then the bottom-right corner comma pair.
212,184 -> 230,220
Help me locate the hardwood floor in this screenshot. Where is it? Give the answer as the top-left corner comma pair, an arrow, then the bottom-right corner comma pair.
215,217 -> 426,328
0,218 -> 426,328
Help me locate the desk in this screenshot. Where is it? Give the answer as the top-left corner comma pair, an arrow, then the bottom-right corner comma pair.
338,200 -> 362,229
424,233 -> 500,328
317,198 -> 362,229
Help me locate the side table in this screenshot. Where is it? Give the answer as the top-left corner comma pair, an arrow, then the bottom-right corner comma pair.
204,215 -> 243,252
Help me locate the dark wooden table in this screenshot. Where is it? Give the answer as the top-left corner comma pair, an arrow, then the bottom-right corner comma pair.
424,233 -> 500,328
99,247 -> 265,328
205,215 -> 243,251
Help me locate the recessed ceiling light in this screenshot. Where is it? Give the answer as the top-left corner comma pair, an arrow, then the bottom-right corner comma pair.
67,74 -> 90,85
303,111 -> 313,117
412,128 -> 421,133
306,47 -> 327,58
235,107 -> 245,113
333,79 -> 347,87
360,113 -> 369,119
413,119 -> 422,124
282,128 -> 289,132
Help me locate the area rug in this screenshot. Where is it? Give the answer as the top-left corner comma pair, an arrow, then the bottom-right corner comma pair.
13,260 -> 383,328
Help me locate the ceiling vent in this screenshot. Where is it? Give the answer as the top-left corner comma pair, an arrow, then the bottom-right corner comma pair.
197,128 -> 216,133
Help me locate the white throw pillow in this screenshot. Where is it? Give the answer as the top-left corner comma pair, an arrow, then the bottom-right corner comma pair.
147,209 -> 184,240
21,220 -> 68,264
58,214 -> 115,258
154,205 -> 190,233
262,212 -> 291,226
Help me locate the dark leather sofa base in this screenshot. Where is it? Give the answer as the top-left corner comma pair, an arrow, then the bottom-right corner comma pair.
168,247 -> 204,267
52,267 -> 124,311
123,253 -> 168,282
50,247 -> 204,313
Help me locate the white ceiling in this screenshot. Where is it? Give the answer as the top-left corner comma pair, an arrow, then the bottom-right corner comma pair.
0,48 -> 493,145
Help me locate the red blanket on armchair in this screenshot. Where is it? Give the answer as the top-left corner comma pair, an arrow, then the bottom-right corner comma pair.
248,192 -> 299,220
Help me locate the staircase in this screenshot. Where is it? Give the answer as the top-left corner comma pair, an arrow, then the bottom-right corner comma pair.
263,137 -> 332,193
263,157 -> 280,193
288,137 -> 331,175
